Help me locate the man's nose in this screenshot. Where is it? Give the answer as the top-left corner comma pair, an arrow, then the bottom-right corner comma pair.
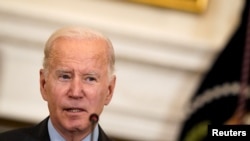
68,78 -> 84,99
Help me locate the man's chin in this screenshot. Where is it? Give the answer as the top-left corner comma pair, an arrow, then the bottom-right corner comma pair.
64,120 -> 90,132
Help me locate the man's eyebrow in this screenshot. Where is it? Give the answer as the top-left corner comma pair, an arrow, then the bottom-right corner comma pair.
85,72 -> 98,75
55,69 -> 72,74
84,72 -> 100,77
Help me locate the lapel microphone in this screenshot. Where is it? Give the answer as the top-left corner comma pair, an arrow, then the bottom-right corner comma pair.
89,113 -> 99,141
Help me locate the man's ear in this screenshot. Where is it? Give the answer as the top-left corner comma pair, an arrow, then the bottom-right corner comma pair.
40,69 -> 48,101
105,75 -> 116,105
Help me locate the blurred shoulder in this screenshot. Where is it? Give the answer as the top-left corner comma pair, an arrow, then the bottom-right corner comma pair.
0,127 -> 35,141
0,117 -> 50,141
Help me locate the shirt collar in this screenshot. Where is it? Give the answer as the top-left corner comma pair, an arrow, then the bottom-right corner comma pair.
48,118 -> 99,141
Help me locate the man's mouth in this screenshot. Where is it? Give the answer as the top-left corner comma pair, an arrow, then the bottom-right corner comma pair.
64,108 -> 85,113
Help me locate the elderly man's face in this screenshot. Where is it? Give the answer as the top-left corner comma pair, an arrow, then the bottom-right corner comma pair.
39,38 -> 116,136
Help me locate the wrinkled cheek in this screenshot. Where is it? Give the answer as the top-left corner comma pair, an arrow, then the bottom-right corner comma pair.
94,88 -> 106,100
50,82 -> 70,97
94,90 -> 108,112
46,85 -> 67,111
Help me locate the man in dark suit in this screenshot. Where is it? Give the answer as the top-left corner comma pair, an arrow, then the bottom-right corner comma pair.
0,26 -> 116,141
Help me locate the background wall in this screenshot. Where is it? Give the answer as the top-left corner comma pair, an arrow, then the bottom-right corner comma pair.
0,0 -> 245,140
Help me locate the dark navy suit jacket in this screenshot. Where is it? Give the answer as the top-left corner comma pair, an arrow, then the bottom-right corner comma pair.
0,117 -> 113,141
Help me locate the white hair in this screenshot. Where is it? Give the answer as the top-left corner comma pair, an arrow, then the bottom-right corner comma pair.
42,26 -> 115,75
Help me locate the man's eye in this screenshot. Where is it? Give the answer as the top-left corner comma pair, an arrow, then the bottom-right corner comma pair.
86,77 -> 96,82
59,74 -> 71,80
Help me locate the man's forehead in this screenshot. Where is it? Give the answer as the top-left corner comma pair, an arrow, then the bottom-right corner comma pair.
51,38 -> 105,53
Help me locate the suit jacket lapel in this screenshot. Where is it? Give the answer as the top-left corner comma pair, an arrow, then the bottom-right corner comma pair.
30,116 -> 50,141
98,125 -> 113,141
